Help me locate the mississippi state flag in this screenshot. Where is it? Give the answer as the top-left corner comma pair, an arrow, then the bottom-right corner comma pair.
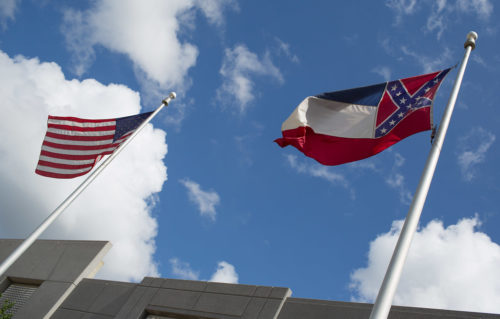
275,68 -> 451,166
36,112 -> 152,179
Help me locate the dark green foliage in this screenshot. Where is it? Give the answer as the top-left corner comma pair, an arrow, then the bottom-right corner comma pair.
0,294 -> 13,319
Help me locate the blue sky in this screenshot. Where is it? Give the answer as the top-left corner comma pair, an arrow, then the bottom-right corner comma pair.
1,0 -> 500,314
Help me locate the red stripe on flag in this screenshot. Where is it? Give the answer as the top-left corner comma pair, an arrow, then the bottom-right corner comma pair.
48,123 -> 116,132
40,150 -> 106,161
42,140 -> 114,151
48,116 -> 115,123
37,160 -> 95,170
35,169 -> 91,179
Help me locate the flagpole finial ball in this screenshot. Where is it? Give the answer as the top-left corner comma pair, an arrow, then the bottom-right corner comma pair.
162,92 -> 176,105
464,31 -> 478,50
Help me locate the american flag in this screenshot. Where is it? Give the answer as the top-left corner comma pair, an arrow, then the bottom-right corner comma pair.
36,112 -> 153,179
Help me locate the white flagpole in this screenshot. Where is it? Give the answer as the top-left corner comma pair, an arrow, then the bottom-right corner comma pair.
368,32 -> 477,319
0,92 -> 176,278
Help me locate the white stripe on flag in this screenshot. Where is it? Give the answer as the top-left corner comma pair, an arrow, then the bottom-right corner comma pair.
44,136 -> 114,146
36,165 -> 93,175
41,145 -> 117,156
47,128 -> 115,136
38,155 -> 96,166
48,119 -> 115,128
281,96 -> 377,139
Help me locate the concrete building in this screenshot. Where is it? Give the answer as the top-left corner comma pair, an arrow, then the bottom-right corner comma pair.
0,239 -> 498,319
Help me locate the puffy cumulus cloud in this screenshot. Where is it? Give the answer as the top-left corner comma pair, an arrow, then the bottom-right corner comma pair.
169,258 -> 239,284
350,216 -> 500,313
0,0 -> 19,29
180,178 -> 220,221
62,0 -> 198,87
216,44 -> 283,113
210,261 -> 239,284
62,0 -> 237,101
457,127 -> 496,181
0,50 -> 167,282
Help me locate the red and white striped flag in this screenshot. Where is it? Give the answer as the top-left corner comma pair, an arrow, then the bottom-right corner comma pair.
36,112 -> 152,179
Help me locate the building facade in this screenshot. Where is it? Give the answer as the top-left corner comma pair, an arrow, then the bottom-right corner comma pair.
0,239 -> 498,319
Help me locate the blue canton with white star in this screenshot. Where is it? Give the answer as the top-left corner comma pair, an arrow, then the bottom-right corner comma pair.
113,112 -> 153,142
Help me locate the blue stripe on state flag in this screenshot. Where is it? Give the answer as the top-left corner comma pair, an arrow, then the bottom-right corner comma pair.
315,82 -> 386,107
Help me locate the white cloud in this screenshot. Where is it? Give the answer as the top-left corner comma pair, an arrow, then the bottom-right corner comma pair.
457,127 -> 496,181
457,0 -> 493,19
472,54 -> 488,68
385,173 -> 412,205
180,178 -> 220,221
286,154 -> 354,198
169,258 -> 239,284
210,261 -> 239,284
350,215 -> 500,313
385,153 -> 413,205
274,38 -> 299,63
170,258 -> 200,280
286,155 -> 347,186
385,0 -> 419,24
0,0 -> 19,29
401,46 -> 453,73
216,44 -> 283,113
372,66 -> 392,81
195,0 -> 239,27
0,50 -> 167,282
425,0 -> 447,39
386,0 -> 493,39
62,0 -> 236,113
63,0 -> 197,87
285,152 -> 414,205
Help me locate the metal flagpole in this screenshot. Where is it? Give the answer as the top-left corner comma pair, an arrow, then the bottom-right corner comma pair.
368,32 -> 477,319
0,92 -> 176,278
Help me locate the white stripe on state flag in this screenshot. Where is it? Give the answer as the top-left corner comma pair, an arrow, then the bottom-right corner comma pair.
48,119 -> 115,128
43,136 -> 114,146
281,96 -> 377,139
